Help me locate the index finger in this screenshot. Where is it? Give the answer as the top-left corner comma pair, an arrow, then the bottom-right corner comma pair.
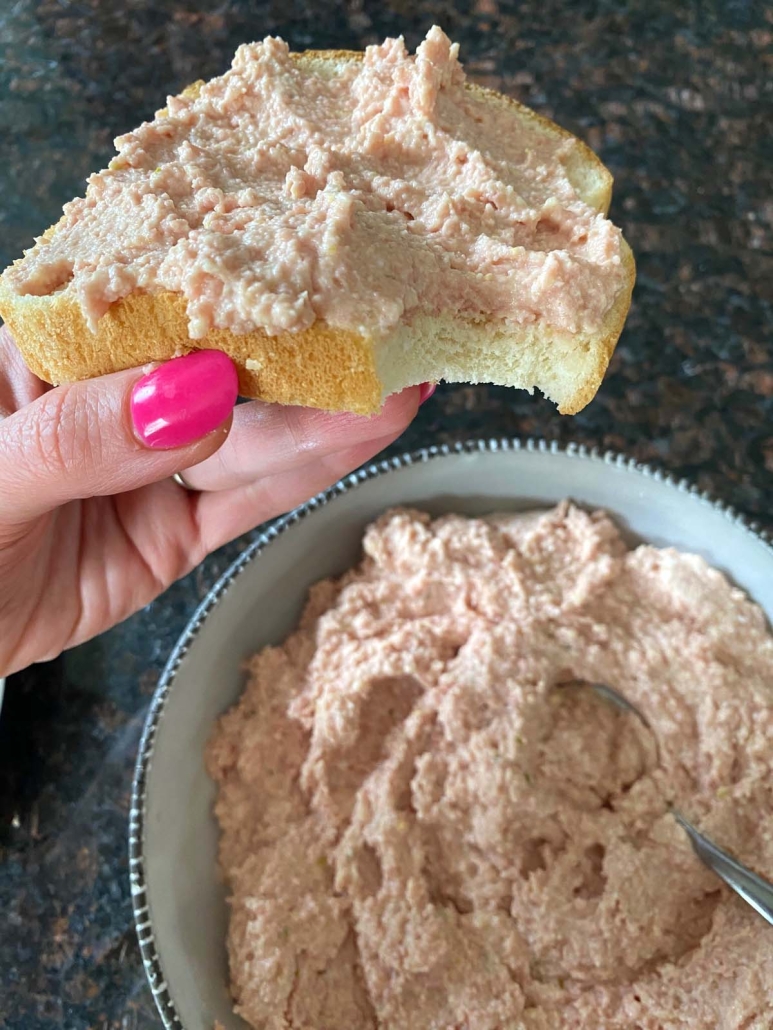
0,325 -> 50,416
177,387 -> 422,493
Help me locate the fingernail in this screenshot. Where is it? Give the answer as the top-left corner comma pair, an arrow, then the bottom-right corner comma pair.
131,350 -> 238,449
419,382 -> 437,405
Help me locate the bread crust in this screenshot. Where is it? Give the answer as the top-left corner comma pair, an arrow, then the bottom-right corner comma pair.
562,238 -> 635,414
0,48 -> 634,416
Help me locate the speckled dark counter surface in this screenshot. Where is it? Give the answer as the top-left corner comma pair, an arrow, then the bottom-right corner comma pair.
0,1 -> 771,1027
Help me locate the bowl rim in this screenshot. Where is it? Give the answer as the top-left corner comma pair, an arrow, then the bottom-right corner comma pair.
129,435 -> 773,1030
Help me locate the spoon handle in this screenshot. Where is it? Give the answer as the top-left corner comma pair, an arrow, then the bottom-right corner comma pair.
673,810 -> 773,926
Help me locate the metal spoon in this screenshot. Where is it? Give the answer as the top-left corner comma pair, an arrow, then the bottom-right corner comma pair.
586,681 -> 773,927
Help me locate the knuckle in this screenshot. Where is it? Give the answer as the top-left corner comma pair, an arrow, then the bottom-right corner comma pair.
20,385 -> 101,479
279,405 -> 315,456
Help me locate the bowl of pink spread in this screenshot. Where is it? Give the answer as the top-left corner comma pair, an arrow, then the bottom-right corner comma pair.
131,440 -> 773,1030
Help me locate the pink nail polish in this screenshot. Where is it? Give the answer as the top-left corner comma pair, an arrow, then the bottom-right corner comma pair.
131,350 -> 238,449
419,382 -> 437,405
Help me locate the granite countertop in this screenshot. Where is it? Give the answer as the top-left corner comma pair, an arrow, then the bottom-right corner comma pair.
0,1 -> 771,1026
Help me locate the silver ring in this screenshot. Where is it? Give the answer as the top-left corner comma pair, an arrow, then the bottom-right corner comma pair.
172,471 -> 197,492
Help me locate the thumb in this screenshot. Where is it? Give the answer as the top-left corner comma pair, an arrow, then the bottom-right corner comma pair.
0,350 -> 238,524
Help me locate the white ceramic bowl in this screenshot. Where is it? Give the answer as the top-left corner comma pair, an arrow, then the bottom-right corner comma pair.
130,439 -> 773,1030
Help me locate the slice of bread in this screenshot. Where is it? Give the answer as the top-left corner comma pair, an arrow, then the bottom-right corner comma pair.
0,48 -> 634,416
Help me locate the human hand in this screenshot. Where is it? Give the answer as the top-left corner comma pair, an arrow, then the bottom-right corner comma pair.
0,328 -> 427,676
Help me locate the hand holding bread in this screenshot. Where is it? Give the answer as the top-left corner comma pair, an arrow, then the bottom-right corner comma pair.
0,26 -> 635,674
0,328 -> 424,677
